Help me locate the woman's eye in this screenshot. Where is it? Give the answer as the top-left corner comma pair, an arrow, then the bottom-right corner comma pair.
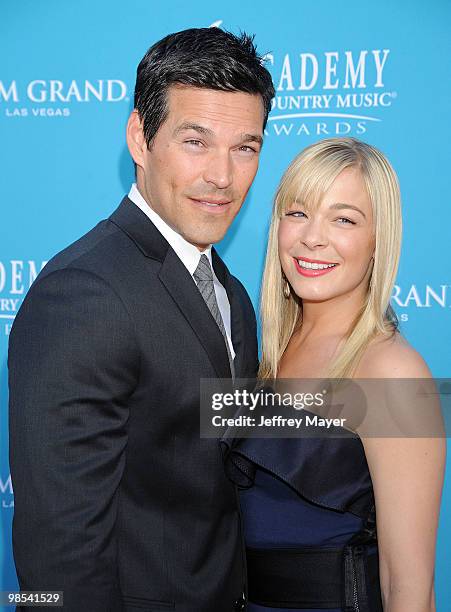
286,211 -> 307,218
336,217 -> 356,225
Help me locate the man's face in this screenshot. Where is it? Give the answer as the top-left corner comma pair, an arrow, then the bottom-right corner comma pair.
127,85 -> 265,250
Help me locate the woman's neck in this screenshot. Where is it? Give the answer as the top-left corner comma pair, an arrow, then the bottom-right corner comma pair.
298,288 -> 367,343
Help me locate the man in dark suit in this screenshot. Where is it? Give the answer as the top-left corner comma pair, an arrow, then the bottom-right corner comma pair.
8,27 -> 274,612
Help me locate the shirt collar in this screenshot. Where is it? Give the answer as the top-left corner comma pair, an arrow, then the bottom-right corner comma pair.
128,182 -> 212,275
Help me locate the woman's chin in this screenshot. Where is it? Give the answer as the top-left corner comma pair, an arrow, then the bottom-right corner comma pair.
296,294 -> 336,304
292,286 -> 339,303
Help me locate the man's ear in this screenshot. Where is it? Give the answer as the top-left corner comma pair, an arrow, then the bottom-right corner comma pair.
126,110 -> 147,169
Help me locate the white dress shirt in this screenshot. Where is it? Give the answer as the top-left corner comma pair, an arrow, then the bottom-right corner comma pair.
128,183 -> 235,358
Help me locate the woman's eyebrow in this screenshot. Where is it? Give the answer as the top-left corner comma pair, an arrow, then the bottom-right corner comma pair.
329,202 -> 366,219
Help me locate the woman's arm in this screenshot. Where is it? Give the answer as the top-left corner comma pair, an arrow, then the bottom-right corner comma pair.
359,339 -> 446,612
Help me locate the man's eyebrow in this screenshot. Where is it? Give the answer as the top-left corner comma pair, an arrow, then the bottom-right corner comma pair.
330,202 -> 366,219
173,123 -> 263,147
241,133 -> 264,147
173,122 -> 214,138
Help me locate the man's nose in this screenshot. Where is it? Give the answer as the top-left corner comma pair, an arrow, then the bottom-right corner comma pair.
203,151 -> 233,189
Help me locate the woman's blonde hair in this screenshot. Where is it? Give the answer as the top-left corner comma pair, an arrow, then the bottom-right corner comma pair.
258,137 -> 402,380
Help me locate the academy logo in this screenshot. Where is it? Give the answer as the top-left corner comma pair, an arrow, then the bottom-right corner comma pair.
264,49 -> 394,138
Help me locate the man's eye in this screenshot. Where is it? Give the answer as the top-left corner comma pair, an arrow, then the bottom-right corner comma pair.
185,140 -> 204,147
239,145 -> 257,153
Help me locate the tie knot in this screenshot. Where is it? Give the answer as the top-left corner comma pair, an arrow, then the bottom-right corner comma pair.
193,254 -> 214,283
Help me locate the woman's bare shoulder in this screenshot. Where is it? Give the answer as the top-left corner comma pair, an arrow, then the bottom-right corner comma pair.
355,331 -> 432,378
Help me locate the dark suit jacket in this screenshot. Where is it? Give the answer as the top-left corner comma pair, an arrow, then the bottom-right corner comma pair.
8,196 -> 258,612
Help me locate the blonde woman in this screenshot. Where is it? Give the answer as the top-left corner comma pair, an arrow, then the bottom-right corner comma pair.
224,138 -> 445,612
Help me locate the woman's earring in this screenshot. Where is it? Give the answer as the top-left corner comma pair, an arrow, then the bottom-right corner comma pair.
368,256 -> 375,289
283,278 -> 291,299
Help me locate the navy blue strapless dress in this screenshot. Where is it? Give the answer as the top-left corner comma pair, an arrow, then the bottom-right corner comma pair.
240,468 -> 364,612
222,425 -> 383,612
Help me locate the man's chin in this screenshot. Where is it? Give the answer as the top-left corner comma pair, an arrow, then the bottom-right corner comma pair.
182,227 -> 230,250
189,235 -> 226,250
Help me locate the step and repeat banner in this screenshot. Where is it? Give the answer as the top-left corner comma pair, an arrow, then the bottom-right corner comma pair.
1,0 -> 450,609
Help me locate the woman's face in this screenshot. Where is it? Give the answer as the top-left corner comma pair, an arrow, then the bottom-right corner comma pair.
278,166 -> 375,304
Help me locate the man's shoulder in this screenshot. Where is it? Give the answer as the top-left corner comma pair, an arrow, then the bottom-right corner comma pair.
38,206 -> 145,284
13,217 -> 130,319
41,218 -> 115,275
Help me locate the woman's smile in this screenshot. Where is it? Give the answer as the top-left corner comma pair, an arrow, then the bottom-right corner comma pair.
294,256 -> 339,277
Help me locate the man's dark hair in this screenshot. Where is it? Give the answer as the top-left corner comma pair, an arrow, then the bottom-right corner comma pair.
134,27 -> 275,148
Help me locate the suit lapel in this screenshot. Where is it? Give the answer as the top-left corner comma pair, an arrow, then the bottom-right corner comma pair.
110,196 -> 243,379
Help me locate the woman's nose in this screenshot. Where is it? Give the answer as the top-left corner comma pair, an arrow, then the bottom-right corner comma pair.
300,218 -> 329,249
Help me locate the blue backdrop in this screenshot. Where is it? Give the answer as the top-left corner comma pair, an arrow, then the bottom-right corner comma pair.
1,1 -> 450,609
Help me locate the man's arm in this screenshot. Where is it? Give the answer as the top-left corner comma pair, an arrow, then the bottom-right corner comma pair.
8,267 -> 140,611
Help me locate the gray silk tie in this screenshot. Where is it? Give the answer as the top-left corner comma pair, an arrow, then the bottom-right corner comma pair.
193,254 -> 235,379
